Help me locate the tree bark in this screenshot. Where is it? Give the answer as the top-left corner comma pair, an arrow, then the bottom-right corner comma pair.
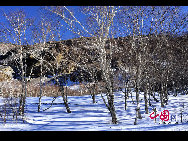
92,83 -> 96,103
124,79 -> 128,110
60,86 -> 71,113
160,82 -> 165,107
38,75 -> 42,112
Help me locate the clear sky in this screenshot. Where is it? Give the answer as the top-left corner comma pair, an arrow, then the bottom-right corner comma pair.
0,6 -> 187,43
0,6 -> 187,20
0,6 -> 81,42
0,6 -> 40,18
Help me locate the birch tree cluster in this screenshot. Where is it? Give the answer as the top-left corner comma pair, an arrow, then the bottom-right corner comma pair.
0,6 -> 187,124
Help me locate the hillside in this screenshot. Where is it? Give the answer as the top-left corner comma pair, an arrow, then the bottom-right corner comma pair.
0,34 -> 187,85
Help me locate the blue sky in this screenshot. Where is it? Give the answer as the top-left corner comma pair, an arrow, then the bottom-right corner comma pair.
0,6 -> 187,43
0,6 -> 83,21
0,6 -> 40,19
0,6 -> 187,21
0,6 -> 81,43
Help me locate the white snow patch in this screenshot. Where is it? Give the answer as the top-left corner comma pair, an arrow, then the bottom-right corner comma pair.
0,91 -> 187,131
68,85 -> 80,90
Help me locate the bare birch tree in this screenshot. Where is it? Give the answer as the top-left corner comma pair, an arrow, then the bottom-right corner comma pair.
30,10 -> 72,113
45,6 -> 120,124
0,9 -> 33,115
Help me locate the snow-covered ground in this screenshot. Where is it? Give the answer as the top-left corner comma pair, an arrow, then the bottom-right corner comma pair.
0,91 -> 188,131
68,85 -> 81,90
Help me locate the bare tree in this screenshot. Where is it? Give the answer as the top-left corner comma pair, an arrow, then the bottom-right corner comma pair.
45,6 -> 120,124
30,9 -> 72,113
32,15 -> 57,112
146,6 -> 187,107
0,9 -> 33,115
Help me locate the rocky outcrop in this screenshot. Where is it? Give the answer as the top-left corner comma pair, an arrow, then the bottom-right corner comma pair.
0,34 -> 187,85
0,65 -> 14,82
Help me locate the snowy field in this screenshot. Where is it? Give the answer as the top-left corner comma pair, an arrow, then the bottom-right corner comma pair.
0,91 -> 188,131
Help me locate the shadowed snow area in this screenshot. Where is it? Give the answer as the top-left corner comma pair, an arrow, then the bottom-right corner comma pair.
0,91 -> 188,131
